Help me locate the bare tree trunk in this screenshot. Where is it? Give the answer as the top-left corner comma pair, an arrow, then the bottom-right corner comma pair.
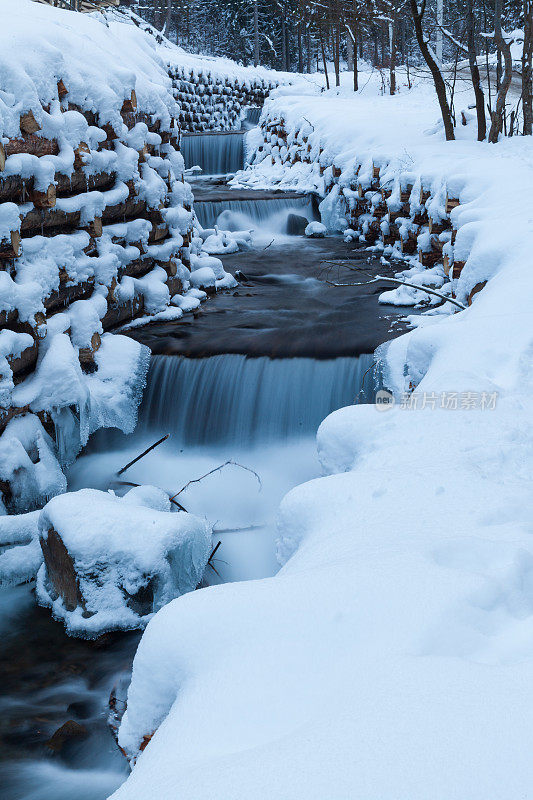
306,17 -> 312,73
346,28 -> 354,71
523,0 -> 533,134
162,0 -> 172,37
380,22 -> 387,66
389,17 -> 396,95
410,0 -> 455,140
436,0 -> 444,64
334,10 -> 341,86
281,16 -> 287,71
466,0 -> 486,139
319,28 -> 330,89
253,1 -> 259,67
495,0 -> 502,90
488,27 -> 513,141
298,22 -> 304,72
352,15 -> 359,91
285,17 -> 291,71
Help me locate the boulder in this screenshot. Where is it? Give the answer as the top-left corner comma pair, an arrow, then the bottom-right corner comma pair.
286,214 -> 308,236
305,221 -> 327,238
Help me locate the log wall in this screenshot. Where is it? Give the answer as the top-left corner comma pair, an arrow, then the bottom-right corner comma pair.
250,116 -> 485,303
168,67 -> 277,133
0,77 -> 193,509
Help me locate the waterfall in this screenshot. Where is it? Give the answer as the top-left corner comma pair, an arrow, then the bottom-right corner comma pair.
181,133 -> 244,175
194,196 -> 316,231
242,107 -> 261,130
137,353 -> 375,447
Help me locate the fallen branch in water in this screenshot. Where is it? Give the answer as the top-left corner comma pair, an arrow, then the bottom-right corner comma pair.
170,459 -> 262,501
212,523 -> 264,534
324,275 -> 466,310
116,434 -> 170,477
263,238 -> 275,251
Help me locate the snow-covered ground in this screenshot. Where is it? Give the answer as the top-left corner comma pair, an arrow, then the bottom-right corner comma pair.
112,69 -> 533,798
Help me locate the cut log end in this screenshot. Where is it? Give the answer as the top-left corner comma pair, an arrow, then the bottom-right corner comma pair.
0,229 -> 21,259
32,184 -> 56,210
78,331 -> 101,368
85,217 -> 103,239
73,141 -> 90,170
20,110 -> 41,135
40,527 -> 84,613
57,79 -> 68,99
121,89 -> 138,115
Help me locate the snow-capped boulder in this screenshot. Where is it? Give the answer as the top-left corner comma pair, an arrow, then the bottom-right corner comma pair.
305,221 -> 327,238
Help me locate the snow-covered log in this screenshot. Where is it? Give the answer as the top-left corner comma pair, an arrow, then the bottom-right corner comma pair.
36,486 -> 212,637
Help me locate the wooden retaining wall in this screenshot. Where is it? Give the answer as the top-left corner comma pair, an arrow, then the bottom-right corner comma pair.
0,83 -> 191,443
255,116 -> 486,304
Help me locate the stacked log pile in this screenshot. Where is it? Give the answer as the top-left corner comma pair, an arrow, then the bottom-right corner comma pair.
0,76 -> 194,511
168,67 -> 277,133
248,115 -> 487,306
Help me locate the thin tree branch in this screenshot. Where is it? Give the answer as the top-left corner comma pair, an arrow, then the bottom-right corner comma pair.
170,460 -> 262,501
116,434 -> 170,476
324,274 -> 465,309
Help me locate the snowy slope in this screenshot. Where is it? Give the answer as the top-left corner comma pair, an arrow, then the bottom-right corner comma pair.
112,73 -> 533,799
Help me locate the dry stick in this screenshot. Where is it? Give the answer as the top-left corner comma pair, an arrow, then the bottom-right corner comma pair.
212,524 -> 264,534
207,540 -> 223,578
116,434 -> 170,477
170,459 -> 262,501
324,275 -> 466,310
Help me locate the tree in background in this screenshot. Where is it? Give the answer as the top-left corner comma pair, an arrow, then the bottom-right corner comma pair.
124,0 -> 532,141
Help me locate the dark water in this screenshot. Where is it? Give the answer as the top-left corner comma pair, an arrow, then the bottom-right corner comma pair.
0,584 -> 138,800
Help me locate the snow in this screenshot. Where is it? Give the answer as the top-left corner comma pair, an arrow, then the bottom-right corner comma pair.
0,415 -> 67,514
189,266 -> 216,289
111,68 -> 533,799
37,486 -> 212,637
304,220 -> 326,237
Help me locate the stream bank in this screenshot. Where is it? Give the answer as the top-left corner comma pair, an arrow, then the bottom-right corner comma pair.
1,128 -> 410,800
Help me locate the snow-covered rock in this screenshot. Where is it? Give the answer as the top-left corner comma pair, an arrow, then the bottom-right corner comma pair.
304,221 -> 327,237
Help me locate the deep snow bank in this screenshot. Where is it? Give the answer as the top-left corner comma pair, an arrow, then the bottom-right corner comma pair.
112,74 -> 533,799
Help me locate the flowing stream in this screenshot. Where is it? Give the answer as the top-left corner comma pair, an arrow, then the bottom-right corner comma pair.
0,129 -> 382,800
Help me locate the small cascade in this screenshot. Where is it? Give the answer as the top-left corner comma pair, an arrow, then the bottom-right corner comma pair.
194,195 -> 315,231
181,133 -> 244,175
137,353 -> 374,447
241,107 -> 261,129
